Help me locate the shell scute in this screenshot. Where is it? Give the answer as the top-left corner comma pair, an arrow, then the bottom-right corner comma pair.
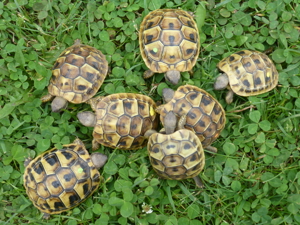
31,162 -> 46,183
160,17 -> 182,29
73,179 -> 92,198
161,30 -> 183,46
143,27 -> 161,44
118,136 -> 135,148
181,26 -> 198,43
56,168 -> 77,189
65,54 -> 85,67
36,183 -> 51,199
117,115 -> 131,136
60,62 -> 80,79
145,16 -> 162,29
130,116 -> 143,137
173,98 -> 192,116
144,41 -> 164,62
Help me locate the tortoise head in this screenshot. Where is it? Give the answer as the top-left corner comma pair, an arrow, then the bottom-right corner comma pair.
214,73 -> 229,90
77,111 -> 96,127
91,153 -> 108,169
162,88 -> 175,103
164,111 -> 178,134
165,70 -> 180,85
51,96 -> 68,112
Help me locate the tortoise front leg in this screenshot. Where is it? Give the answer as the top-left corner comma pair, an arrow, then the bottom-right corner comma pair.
40,93 -> 54,103
225,89 -> 234,104
155,105 -> 164,114
92,139 -> 100,151
87,96 -> 104,111
143,70 -> 155,79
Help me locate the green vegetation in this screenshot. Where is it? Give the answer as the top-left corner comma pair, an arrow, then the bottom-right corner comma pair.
1,0 -> 300,224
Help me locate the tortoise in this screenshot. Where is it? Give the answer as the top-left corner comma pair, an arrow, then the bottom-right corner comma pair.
41,39 -> 109,112
139,9 -> 200,85
156,84 -> 226,152
145,111 -> 206,187
214,49 -> 279,104
77,93 -> 158,150
23,138 -> 107,219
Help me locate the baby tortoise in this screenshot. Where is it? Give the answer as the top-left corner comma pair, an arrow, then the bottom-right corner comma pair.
156,85 -> 226,153
139,9 -> 200,85
214,50 -> 278,104
77,93 -> 158,150
41,40 -> 108,112
146,111 -> 208,187
23,138 -> 107,218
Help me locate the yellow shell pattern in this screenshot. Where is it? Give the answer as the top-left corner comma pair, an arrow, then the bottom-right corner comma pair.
139,9 -> 200,73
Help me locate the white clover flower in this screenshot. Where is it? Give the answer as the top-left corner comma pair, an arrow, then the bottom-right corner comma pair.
141,202 -> 153,214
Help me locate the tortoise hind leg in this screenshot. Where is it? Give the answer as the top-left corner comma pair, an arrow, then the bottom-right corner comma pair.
205,145 -> 218,153
193,176 -> 204,188
155,105 -> 164,114
42,212 -> 50,219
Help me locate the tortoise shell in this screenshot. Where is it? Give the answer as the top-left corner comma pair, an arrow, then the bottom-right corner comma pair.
93,93 -> 158,150
139,9 -> 200,73
23,139 -> 101,216
217,50 -> 278,96
147,129 -> 205,180
158,85 -> 226,148
48,40 -> 108,103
